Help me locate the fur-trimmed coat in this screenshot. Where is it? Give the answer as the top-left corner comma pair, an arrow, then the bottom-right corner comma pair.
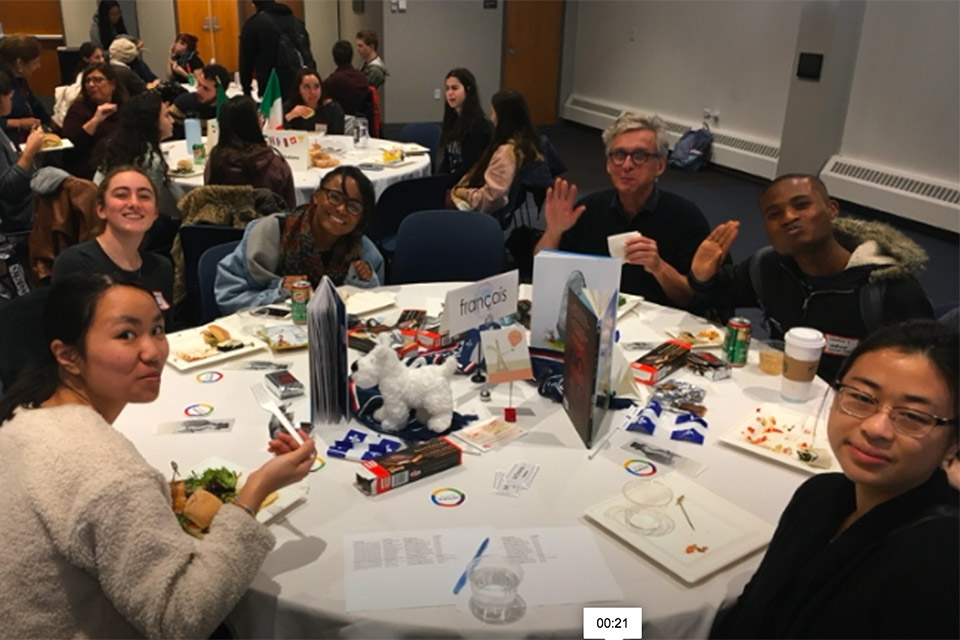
690,217 -> 933,381
172,185 -> 287,304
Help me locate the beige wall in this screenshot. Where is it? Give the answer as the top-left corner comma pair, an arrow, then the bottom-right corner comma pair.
62,0 -> 98,47
382,0 -> 503,124
304,0 -> 340,78
135,0 -> 176,76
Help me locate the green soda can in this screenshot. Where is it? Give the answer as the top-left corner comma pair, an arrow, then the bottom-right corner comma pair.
290,280 -> 311,324
723,317 -> 752,367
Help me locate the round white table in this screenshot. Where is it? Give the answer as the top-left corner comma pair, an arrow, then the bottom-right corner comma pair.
115,283 -> 831,639
161,134 -> 431,206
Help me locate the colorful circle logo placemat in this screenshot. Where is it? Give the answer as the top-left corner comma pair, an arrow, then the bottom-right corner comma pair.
430,487 -> 466,507
623,459 -> 657,476
184,403 -> 215,417
195,371 -> 223,383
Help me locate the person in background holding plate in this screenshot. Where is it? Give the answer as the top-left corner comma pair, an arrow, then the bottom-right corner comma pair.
0,69 -> 43,233
0,271 -> 316,638
712,319 -> 958,639
0,35 -> 51,144
215,166 -> 384,313
93,92 -> 179,253
52,167 -> 174,328
205,96 -> 296,210
62,62 -> 128,180
283,68 -> 345,135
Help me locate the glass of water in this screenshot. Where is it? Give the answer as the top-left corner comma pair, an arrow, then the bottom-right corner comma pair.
467,555 -> 526,624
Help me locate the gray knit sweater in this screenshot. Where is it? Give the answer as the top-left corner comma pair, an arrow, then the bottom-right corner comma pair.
0,404 -> 275,638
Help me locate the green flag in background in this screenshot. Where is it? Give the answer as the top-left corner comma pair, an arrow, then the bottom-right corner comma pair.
215,83 -> 228,119
217,83 -> 227,120
259,69 -> 284,129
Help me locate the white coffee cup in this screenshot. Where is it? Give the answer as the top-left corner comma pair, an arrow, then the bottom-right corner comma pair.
607,231 -> 642,263
781,327 -> 826,402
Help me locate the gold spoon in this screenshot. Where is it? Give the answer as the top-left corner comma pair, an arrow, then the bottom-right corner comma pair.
170,461 -> 180,482
676,495 -> 695,531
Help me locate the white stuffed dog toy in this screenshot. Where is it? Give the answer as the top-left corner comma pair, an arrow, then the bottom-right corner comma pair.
352,343 -> 458,432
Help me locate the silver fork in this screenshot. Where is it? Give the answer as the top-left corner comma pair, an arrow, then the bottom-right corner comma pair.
251,383 -> 305,445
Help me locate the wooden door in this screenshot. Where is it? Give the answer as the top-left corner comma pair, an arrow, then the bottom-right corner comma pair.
210,0 -> 241,72
502,0 -> 564,125
0,0 -> 66,98
175,0 -> 242,74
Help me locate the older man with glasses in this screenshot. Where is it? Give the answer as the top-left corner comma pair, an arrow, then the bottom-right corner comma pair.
535,113 -> 710,308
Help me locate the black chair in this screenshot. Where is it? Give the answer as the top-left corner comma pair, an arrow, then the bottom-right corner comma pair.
369,175 -> 448,254
178,225 -> 245,327
390,210 -> 506,284
0,287 -> 52,394
56,47 -> 81,85
198,241 -> 241,324
397,123 -> 442,170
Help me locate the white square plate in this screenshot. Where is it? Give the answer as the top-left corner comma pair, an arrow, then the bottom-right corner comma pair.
38,138 -> 74,153
616,293 -> 644,319
166,316 -> 266,371
584,472 -> 773,584
665,325 -> 724,349
718,403 -> 840,474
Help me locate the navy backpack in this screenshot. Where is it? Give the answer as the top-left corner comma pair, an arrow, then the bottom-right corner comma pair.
669,125 -> 713,171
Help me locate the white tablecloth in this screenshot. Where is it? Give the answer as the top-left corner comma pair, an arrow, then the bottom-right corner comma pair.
161,134 -> 431,206
114,283 -> 830,639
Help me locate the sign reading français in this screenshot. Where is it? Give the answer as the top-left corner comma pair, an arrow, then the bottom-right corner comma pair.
443,270 -> 518,336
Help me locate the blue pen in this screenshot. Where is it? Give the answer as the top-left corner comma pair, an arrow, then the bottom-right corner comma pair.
452,537 -> 490,595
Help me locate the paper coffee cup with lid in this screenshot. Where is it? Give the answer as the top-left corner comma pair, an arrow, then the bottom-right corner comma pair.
781,327 -> 826,402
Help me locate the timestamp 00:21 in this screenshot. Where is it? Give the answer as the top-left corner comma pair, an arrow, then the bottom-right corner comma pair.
582,607 -> 643,639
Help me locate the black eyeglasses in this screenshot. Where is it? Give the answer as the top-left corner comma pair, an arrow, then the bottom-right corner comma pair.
832,383 -> 957,439
607,148 -> 658,166
321,188 -> 364,217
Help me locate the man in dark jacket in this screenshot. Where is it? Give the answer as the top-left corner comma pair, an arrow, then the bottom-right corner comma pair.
322,40 -> 370,116
688,174 -> 934,380
169,64 -> 230,139
239,0 -> 315,100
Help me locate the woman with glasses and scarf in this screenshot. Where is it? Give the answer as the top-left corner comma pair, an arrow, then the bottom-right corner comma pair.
214,166 -> 384,313
711,319 -> 958,639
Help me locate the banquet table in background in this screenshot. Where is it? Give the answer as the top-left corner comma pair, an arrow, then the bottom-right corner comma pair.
161,135 -> 432,205
114,284 -> 833,639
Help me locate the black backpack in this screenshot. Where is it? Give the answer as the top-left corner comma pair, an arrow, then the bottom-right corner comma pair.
265,13 -> 314,96
669,125 -> 713,171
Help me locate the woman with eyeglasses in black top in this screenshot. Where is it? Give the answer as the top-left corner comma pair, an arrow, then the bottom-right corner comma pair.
712,319 -> 958,639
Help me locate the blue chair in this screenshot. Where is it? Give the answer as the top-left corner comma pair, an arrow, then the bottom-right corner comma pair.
198,241 -> 241,324
397,123 -> 442,170
178,224 -> 245,326
369,175 -> 449,254
390,210 -> 506,284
